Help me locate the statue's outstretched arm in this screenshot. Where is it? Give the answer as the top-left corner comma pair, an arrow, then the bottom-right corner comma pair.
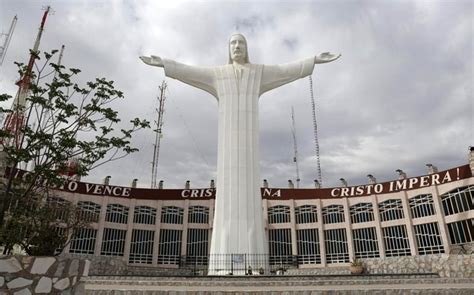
139,55 -> 164,67
140,56 -> 217,98
314,52 -> 341,64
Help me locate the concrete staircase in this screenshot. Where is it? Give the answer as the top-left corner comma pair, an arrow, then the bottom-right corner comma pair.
83,273 -> 474,294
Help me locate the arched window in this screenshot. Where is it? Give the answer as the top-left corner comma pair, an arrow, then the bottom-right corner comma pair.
350,203 -> 374,224
268,205 -> 291,224
441,186 -> 474,216
105,204 -> 129,224
378,199 -> 404,222
134,206 -> 157,224
188,206 -> 209,224
295,205 -> 317,224
409,194 -> 435,218
77,201 -> 101,223
161,206 -> 184,224
322,205 -> 344,224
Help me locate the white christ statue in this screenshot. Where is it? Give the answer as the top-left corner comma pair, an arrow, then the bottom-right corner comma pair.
140,34 -> 340,274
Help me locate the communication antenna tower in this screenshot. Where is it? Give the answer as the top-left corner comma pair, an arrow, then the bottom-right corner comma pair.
309,76 -> 322,186
151,81 -> 167,188
291,106 -> 300,188
1,6 -> 51,148
0,15 -> 17,66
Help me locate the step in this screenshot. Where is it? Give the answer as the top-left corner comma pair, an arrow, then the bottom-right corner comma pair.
83,274 -> 474,294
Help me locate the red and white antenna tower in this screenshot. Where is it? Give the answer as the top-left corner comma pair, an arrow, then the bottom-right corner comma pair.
0,15 -> 17,67
1,6 -> 51,148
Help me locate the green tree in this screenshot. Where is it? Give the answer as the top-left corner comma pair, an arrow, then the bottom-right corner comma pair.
0,50 -> 150,255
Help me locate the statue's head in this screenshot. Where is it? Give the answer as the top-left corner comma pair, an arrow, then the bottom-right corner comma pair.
228,33 -> 249,64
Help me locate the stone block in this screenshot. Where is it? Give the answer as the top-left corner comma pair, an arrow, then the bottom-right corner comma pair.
0,276 -> 3,287
13,288 -> 32,295
7,277 -> 33,289
54,277 -> 70,290
30,257 -> 56,275
35,277 -> 52,293
0,257 -> 22,273
54,260 -> 66,277
68,259 -> 79,276
83,259 -> 91,277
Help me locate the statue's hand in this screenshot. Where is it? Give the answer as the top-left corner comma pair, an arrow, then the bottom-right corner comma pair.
314,52 -> 341,64
139,55 -> 164,67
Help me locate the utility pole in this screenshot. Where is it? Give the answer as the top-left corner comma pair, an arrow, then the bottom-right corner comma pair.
151,81 -> 167,188
0,15 -> 17,66
309,76 -> 322,187
291,106 -> 300,188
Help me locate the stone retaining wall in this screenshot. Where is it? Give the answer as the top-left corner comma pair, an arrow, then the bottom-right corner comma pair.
59,254 -> 194,276
0,256 -> 89,294
59,253 -> 473,278
364,254 -> 473,278
287,254 -> 473,278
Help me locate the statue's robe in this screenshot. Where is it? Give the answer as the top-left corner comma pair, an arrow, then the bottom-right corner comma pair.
162,57 -> 315,272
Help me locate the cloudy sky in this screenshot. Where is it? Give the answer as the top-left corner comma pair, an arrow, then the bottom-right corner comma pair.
0,0 -> 472,189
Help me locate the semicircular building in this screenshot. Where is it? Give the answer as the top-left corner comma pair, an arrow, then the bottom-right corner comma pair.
47,151 -> 474,274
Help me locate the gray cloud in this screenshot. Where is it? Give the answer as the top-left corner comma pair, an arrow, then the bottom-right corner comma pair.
0,0 -> 471,190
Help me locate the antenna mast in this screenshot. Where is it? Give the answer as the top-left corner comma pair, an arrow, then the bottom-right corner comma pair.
151,81 -> 167,188
0,15 -> 17,66
291,106 -> 300,188
309,76 -> 322,186
1,6 -> 51,148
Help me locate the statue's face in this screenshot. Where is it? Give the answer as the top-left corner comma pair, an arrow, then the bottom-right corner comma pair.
229,34 -> 247,63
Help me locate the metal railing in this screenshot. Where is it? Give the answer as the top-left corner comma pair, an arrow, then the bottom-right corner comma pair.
180,254 -> 298,276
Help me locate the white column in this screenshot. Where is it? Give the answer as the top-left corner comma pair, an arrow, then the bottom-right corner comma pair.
342,197 -> 354,261
401,192 -> 418,256
262,199 -> 269,253
152,201 -> 162,266
289,200 -> 298,256
208,199 -> 215,254
371,195 -> 385,258
316,199 -> 326,266
181,199 -> 190,256
430,186 -> 451,253
123,198 -> 136,263
94,196 -> 109,256
64,195 -> 79,254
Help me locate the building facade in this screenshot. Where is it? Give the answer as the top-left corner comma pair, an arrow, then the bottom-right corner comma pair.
49,163 -> 474,269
